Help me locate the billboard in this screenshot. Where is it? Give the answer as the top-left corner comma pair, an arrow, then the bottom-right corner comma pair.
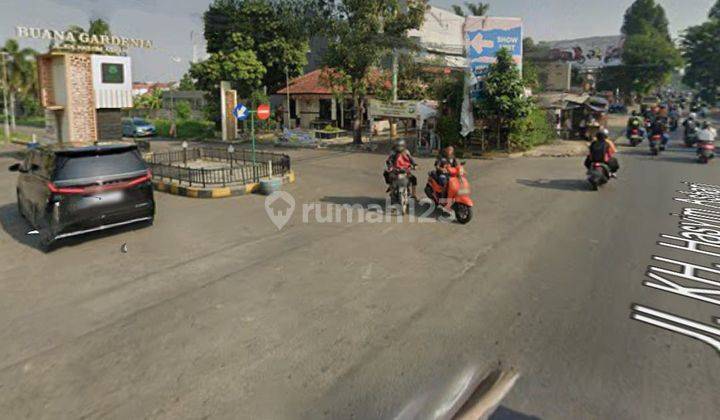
545,36 -> 624,69
464,17 -> 523,79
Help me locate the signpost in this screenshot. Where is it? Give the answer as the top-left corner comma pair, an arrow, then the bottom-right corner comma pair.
233,103 -> 271,177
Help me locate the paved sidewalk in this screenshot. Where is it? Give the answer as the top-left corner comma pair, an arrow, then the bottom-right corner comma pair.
512,140 -> 588,158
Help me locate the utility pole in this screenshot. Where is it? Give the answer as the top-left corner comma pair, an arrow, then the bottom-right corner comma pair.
1,52 -> 10,140
390,49 -> 398,139
285,66 -> 291,129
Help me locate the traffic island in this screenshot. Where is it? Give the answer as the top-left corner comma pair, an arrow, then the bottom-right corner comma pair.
146,146 -> 294,198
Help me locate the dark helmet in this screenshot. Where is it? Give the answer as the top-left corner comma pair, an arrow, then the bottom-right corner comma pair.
702,121 -> 710,129
631,110 -> 638,116
393,139 -> 407,152
596,129 -> 608,141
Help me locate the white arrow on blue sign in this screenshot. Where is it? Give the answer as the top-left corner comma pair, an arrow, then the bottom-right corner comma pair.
233,103 -> 249,121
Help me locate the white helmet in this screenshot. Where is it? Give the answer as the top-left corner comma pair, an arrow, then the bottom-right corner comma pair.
689,112 -> 697,119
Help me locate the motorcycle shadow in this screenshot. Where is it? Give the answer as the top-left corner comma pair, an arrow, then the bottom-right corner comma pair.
516,178 -> 592,192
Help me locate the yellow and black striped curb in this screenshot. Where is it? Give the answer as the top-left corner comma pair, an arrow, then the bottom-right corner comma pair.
153,171 -> 295,199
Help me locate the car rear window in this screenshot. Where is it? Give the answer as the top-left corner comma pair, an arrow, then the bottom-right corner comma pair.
53,148 -> 147,184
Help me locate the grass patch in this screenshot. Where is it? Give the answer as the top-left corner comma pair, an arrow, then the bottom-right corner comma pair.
1,115 -> 45,128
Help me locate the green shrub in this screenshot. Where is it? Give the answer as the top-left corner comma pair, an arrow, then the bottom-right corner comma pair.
436,114 -> 462,147
152,119 -> 215,139
322,124 -> 341,132
174,101 -> 192,120
507,107 -> 555,151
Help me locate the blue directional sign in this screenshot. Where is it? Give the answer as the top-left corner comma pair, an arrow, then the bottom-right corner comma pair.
233,103 -> 249,121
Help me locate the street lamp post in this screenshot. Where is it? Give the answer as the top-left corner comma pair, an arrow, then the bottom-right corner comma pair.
1,52 -> 10,140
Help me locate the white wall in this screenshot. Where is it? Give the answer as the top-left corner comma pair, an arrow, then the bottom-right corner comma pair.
91,55 -> 133,109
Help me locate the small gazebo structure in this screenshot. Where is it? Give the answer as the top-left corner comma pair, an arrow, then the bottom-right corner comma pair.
276,69 -> 346,130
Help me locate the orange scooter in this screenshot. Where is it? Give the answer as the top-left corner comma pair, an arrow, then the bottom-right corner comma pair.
424,163 -> 474,224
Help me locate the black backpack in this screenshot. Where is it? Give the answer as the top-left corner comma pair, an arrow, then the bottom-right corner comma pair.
589,140 -> 608,163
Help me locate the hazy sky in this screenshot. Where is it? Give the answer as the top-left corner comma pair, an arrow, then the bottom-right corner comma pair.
1,0 -> 716,81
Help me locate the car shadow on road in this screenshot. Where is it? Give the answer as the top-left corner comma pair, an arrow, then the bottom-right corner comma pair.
0,202 -> 39,249
516,179 -> 590,192
490,406 -> 542,419
0,202 -> 151,252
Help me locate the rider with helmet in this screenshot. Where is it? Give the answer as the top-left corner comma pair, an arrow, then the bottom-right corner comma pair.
584,128 -> 619,177
626,110 -> 645,139
384,139 -> 418,199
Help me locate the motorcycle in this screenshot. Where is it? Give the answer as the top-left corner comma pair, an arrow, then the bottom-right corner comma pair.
587,162 -> 610,191
649,134 -> 662,155
389,168 -> 413,215
697,141 -> 715,164
628,127 -> 644,147
425,163 -> 474,224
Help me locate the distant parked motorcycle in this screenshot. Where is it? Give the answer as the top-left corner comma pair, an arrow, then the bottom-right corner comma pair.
587,162 -> 610,191
697,141 -> 715,164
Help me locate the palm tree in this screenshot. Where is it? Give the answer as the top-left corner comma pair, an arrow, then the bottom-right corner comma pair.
452,5 -> 465,17
88,19 -> 111,36
465,2 -> 489,16
1,39 -> 38,130
453,2 -> 490,17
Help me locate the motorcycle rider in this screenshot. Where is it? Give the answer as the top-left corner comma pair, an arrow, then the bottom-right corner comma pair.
650,116 -> 670,150
584,129 -> 619,177
698,121 -> 717,144
384,139 -> 418,199
626,110 -> 645,139
433,146 -> 460,197
684,112 -> 698,137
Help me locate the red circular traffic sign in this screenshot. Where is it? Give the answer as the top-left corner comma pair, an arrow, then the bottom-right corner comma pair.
257,104 -> 271,120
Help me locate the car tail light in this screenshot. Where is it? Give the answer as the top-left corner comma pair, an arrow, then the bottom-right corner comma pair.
47,170 -> 152,195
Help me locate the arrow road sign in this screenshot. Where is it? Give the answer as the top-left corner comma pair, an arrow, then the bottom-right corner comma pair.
233,103 -> 249,121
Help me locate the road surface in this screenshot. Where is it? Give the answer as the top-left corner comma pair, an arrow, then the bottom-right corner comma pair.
0,129 -> 718,419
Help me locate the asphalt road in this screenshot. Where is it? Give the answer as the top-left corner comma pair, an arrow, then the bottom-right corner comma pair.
0,127 -> 719,419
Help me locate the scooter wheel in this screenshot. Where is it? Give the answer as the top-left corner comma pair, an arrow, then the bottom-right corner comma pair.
453,203 -> 473,224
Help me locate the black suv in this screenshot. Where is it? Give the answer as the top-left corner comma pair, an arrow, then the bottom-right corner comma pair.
9,142 -> 155,250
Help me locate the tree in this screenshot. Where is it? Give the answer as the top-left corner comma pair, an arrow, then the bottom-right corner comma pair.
464,2 -> 489,16
134,90 -> 163,118
682,4 -> 720,102
189,33 -> 265,122
322,0 -> 428,143
710,0 -> 720,19
476,48 -> 531,148
622,31 -> 683,96
203,0 -> 325,93
178,72 -> 196,91
621,0 -> 671,40
608,0 -> 682,98
451,2 -> 488,17
1,39 -> 38,129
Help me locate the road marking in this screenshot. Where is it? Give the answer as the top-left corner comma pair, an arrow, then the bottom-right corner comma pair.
632,181 -> 720,355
